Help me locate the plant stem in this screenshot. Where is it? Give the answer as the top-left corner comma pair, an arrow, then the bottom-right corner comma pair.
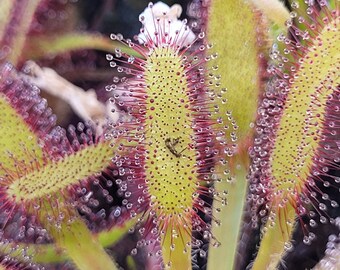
46,214 -> 117,270
3,215 -> 138,265
207,161 -> 249,270
33,197 -> 117,270
162,225 -> 192,270
97,217 -> 138,249
252,203 -> 296,270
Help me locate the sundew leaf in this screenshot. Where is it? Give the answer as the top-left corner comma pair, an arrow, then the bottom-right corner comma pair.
0,238 -> 42,269
0,64 -> 119,269
0,95 -> 43,172
0,64 -> 115,211
251,0 -> 290,29
0,63 -> 54,174
22,32 -> 141,61
107,2 -> 230,268
111,34 -> 200,270
0,63 -> 53,269
250,3 -> 339,269
204,0 -> 268,269
206,0 -> 266,142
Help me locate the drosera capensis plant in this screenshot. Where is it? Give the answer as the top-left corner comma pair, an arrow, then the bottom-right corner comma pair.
249,2 -> 339,269
0,0 -> 338,269
107,2 -> 231,268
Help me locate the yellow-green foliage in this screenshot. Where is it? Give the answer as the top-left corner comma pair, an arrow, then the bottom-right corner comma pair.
0,74 -> 113,205
8,141 -> 113,202
0,69 -> 117,269
144,47 -> 197,217
143,46 -> 197,269
271,17 -> 339,196
251,0 -> 290,29
252,14 -> 339,270
207,0 -> 261,141
0,93 -> 43,173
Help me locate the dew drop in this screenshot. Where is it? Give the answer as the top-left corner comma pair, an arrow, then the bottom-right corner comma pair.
284,242 -> 293,251
131,248 -> 138,255
128,56 -> 135,63
319,203 -> 327,211
320,216 -> 327,224
106,54 -> 113,61
291,1 -> 299,9
199,250 -> 207,258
